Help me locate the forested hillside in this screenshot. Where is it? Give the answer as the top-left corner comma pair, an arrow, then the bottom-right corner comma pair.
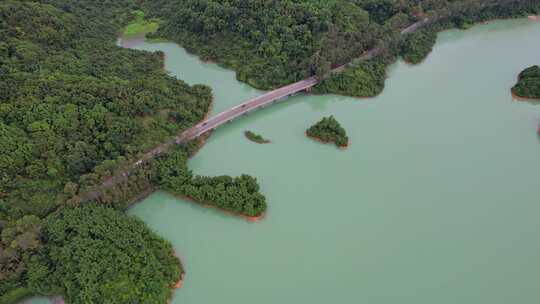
24,205 -> 183,303
0,0 -> 212,220
0,0 -> 207,301
0,0 -> 273,300
0,0 -> 223,302
143,0 -> 386,89
141,0 -> 540,94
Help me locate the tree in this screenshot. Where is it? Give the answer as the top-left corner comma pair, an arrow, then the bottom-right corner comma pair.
27,204 -> 182,304
306,116 -> 349,148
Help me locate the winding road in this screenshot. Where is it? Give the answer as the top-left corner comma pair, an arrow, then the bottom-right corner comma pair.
175,77 -> 319,142
80,17 -> 434,202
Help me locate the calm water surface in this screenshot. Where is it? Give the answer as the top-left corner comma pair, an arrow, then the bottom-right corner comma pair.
25,18 -> 540,304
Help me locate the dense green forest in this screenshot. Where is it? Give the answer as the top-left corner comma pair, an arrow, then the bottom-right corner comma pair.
0,204 -> 182,303
140,0 -> 540,95
307,116 -> 349,148
313,58 -> 388,97
0,0 -> 194,301
0,0 -> 212,221
0,0 -> 264,302
400,28 -> 438,64
2,0 -> 540,302
26,205 -> 181,303
245,131 -> 271,144
143,0 -> 377,89
512,65 -> 540,99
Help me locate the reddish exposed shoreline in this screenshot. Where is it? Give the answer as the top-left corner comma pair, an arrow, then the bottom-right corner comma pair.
174,275 -> 184,290
172,252 -> 185,290
171,193 -> 265,222
511,91 -> 540,102
167,251 -> 185,304
306,132 -> 350,150
481,14 -> 539,25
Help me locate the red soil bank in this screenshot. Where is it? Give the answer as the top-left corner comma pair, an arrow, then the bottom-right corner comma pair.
173,194 -> 265,222
306,132 -> 350,150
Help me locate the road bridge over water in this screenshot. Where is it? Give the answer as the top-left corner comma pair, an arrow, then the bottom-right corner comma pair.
176,77 -> 319,142
80,17 -> 436,202
80,0 -> 526,203
174,18 -> 431,143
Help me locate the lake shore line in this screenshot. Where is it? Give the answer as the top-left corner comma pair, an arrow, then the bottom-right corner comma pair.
511,91 -> 540,102
168,251 -> 185,304
306,132 -> 350,150
171,193 -> 265,222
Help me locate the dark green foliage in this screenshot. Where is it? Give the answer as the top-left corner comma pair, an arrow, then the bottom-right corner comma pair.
138,0 -> 540,95
245,131 -> 271,144
1,2 -> 271,300
446,0 -> 540,30
0,0 -> 212,220
27,204 -> 182,304
155,150 -> 267,217
0,216 -> 43,298
314,59 -> 387,97
143,0 -> 380,89
0,287 -> 33,304
155,150 -> 193,191
91,160 -> 160,211
307,116 -> 349,148
400,28 -> 437,64
360,0 -> 400,24
518,65 -> 540,80
512,66 -> 540,99
0,0 -> 206,301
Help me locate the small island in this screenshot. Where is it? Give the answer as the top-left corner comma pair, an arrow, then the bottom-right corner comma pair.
512,65 -> 540,100
245,131 -> 271,144
306,116 -> 349,149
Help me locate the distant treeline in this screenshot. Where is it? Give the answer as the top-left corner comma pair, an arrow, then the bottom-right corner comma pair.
140,0 -> 539,97
316,0 -> 540,97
